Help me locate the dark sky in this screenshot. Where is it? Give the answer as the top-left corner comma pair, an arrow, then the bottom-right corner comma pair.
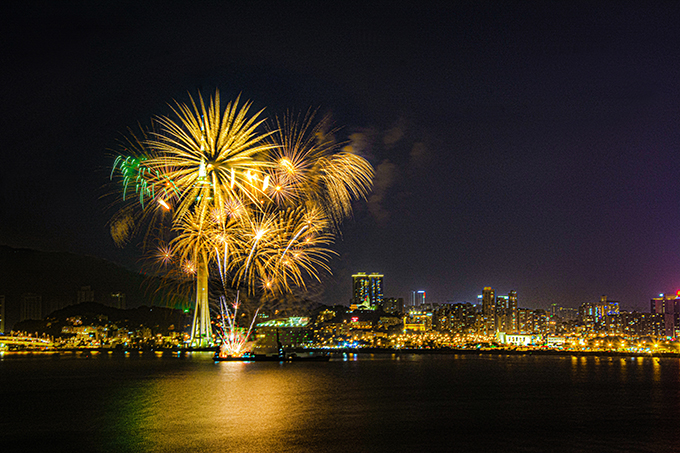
3,1 -> 680,311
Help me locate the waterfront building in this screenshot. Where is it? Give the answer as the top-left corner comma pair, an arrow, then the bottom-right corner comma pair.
496,332 -> 539,346
352,273 -> 384,308
253,317 -> 312,353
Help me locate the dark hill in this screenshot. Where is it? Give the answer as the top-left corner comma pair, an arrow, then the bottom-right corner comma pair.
13,302 -> 189,338
0,246 -> 185,330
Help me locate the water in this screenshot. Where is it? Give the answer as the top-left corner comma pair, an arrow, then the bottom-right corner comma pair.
1,351 -> 680,452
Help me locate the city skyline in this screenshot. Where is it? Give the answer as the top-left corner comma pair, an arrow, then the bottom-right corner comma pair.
3,3 -> 680,312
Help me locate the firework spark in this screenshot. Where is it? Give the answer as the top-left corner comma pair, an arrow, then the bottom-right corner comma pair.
110,93 -> 374,351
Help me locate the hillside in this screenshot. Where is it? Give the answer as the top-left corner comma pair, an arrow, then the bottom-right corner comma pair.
0,246 -> 186,330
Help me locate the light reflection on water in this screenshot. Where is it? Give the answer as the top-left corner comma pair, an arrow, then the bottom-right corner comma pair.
127,359 -> 329,452
2,352 -> 680,452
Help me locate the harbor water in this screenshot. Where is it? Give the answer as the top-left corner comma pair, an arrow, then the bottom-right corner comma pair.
1,351 -> 679,452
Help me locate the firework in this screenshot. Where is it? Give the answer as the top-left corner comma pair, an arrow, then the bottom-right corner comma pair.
109,207 -> 135,247
266,111 -> 373,227
215,293 -> 259,358
110,92 -> 374,351
144,92 -> 277,220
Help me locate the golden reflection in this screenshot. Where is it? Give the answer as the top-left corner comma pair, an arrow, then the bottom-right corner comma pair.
109,356 -> 326,451
652,358 -> 661,382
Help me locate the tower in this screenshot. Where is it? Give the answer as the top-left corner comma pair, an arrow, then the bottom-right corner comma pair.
190,256 -> 213,347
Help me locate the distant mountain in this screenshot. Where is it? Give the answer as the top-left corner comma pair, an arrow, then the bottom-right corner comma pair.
0,246 -> 187,330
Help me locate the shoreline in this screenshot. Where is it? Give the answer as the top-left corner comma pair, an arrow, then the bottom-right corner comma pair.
304,346 -> 680,359
3,346 -> 680,360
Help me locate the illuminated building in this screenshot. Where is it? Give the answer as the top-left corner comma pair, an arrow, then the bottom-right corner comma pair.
493,291 -> 518,333
650,292 -> 680,315
496,332 -> 538,346
650,292 -> 680,337
404,311 -> 431,332
481,287 -> 495,332
579,295 -> 620,332
352,272 -> 384,307
508,290 -> 518,333
253,317 -> 312,353
410,290 -> 426,307
551,304 -> 578,321
495,295 -> 508,332
516,308 -> 549,335
433,303 -> 477,334
603,311 -> 656,337
383,297 -> 404,313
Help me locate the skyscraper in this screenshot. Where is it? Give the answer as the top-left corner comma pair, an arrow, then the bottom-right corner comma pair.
482,287 -> 495,332
495,295 -> 508,332
410,290 -> 426,307
651,293 -> 680,315
352,273 -> 384,307
495,290 -> 518,333
508,290 -> 518,333
650,292 -> 680,337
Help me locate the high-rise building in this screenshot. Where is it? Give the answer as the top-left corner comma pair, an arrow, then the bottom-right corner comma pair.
482,287 -> 495,317
495,295 -> 508,332
508,290 -> 518,333
352,273 -> 384,307
481,287 -> 495,332
651,293 -> 680,315
410,290 -> 426,307
650,292 -> 680,337
579,295 -> 620,332
20,293 -> 42,322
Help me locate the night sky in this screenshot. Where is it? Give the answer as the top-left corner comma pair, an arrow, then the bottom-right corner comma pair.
3,1 -> 680,311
